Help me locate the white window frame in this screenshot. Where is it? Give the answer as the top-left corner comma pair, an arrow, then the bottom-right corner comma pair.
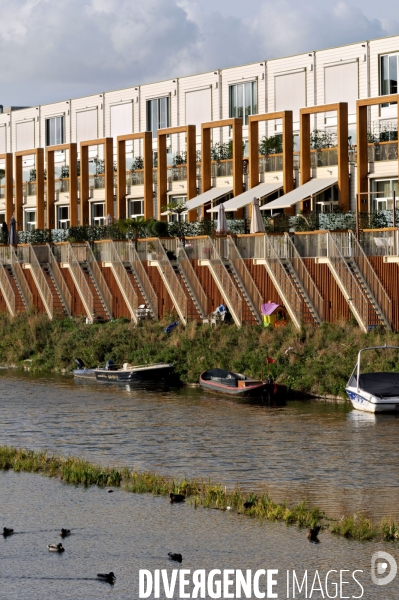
146,96 -> 170,139
91,202 -> 105,226
45,115 -> 65,147
167,195 -> 187,223
128,198 -> 144,220
25,210 -> 36,232
57,205 -> 70,229
229,81 -> 258,125
372,178 -> 398,211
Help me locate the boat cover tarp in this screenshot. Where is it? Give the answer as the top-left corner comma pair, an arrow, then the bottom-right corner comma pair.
261,302 -> 280,316
357,372 -> 399,397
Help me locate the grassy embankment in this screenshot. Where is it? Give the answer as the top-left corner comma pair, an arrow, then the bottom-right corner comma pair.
1,311 -> 399,397
0,445 -> 397,542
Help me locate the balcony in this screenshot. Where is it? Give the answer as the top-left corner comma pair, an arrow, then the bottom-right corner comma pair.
368,141 -> 398,162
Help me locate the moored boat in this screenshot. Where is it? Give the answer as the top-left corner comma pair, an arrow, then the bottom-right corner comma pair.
73,358 -> 175,385
346,345 -> 399,413
200,368 -> 281,399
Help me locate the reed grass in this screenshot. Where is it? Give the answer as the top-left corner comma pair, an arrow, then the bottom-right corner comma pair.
2,312 -> 399,397
0,445 -> 396,542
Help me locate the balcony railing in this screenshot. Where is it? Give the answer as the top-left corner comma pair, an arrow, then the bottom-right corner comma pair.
368,141 -> 398,162
211,160 -> 233,178
360,229 -> 397,256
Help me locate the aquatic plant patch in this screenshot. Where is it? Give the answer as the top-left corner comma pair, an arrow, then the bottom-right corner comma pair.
0,445 -> 397,542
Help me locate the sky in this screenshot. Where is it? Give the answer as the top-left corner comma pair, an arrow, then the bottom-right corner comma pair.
1,0 -> 399,108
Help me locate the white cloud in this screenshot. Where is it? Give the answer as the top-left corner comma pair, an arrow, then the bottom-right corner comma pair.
0,0 -> 396,107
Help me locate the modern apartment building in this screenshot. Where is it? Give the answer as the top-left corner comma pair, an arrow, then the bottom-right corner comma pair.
0,34 -> 398,231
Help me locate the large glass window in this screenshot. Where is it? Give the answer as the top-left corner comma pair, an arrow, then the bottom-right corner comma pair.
128,199 -> 144,219
372,178 -> 398,211
381,54 -> 398,96
45,116 -> 64,147
25,210 -> 36,232
146,97 -> 170,139
91,202 -> 105,226
168,195 -> 187,223
57,205 -> 70,229
229,81 -> 257,125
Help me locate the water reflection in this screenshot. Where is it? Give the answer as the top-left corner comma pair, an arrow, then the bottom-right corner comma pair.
1,470 -> 399,600
0,370 -> 398,520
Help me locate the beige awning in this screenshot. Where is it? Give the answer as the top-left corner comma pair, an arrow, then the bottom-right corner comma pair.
260,177 -> 338,210
185,186 -> 232,211
207,182 -> 283,213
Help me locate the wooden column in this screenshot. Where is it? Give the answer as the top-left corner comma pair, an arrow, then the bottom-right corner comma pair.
356,104 -> 369,213
248,119 -> 259,190
0,154 -> 14,224
337,102 -> 349,211
201,124 -> 212,200
117,139 -> 126,220
186,125 -> 197,222
157,132 -> 167,220
104,137 -> 114,219
299,111 -> 311,187
36,148 -> 45,229
282,111 -> 294,194
69,144 -> 78,227
232,117 -> 243,198
143,132 -> 153,220
80,144 -> 89,225
46,149 -> 55,228
15,155 -> 23,229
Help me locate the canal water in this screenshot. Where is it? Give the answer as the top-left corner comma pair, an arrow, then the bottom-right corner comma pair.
1,370 -> 399,598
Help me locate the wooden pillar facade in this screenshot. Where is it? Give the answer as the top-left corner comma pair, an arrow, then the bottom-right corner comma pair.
80,137 -> 113,226
0,153 -> 13,224
46,143 -> 78,228
157,125 -> 197,221
356,94 -> 399,213
248,111 -> 294,214
14,148 -> 45,231
117,132 -> 153,220
201,118 -> 243,219
300,103 -> 349,212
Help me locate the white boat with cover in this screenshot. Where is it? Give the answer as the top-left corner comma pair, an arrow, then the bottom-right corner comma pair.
346,345 -> 399,413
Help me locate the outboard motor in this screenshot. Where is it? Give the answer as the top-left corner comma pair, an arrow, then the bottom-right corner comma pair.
105,359 -> 117,371
75,358 -> 85,369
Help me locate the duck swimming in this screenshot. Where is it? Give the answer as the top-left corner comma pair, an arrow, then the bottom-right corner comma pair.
170,493 -> 185,503
3,527 -> 14,537
168,552 -> 183,563
307,525 -> 321,543
59,529 -> 71,538
48,543 -> 65,552
97,572 -> 116,583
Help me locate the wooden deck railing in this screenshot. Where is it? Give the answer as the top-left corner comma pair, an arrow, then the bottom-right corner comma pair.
283,233 -> 325,323
54,243 -> 94,320
227,236 -> 263,323
332,231 -> 392,328
176,244 -> 208,318
85,242 -> 113,319
94,240 -> 139,322
10,247 -> 33,309
0,262 -> 15,316
47,245 -> 72,316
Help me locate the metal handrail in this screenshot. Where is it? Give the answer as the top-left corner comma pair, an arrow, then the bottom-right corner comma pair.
0,262 -> 15,316
85,242 -> 113,319
0,245 -> 12,264
227,236 -> 263,323
47,244 -> 72,316
327,232 -> 372,331
128,242 -> 158,319
56,243 -> 94,320
10,247 -> 33,309
284,233 -> 325,323
25,244 -> 54,319
143,238 -> 187,324
264,234 -> 303,327
204,236 -> 243,326
94,240 -> 139,322
176,244 -> 208,318
333,231 -> 392,328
